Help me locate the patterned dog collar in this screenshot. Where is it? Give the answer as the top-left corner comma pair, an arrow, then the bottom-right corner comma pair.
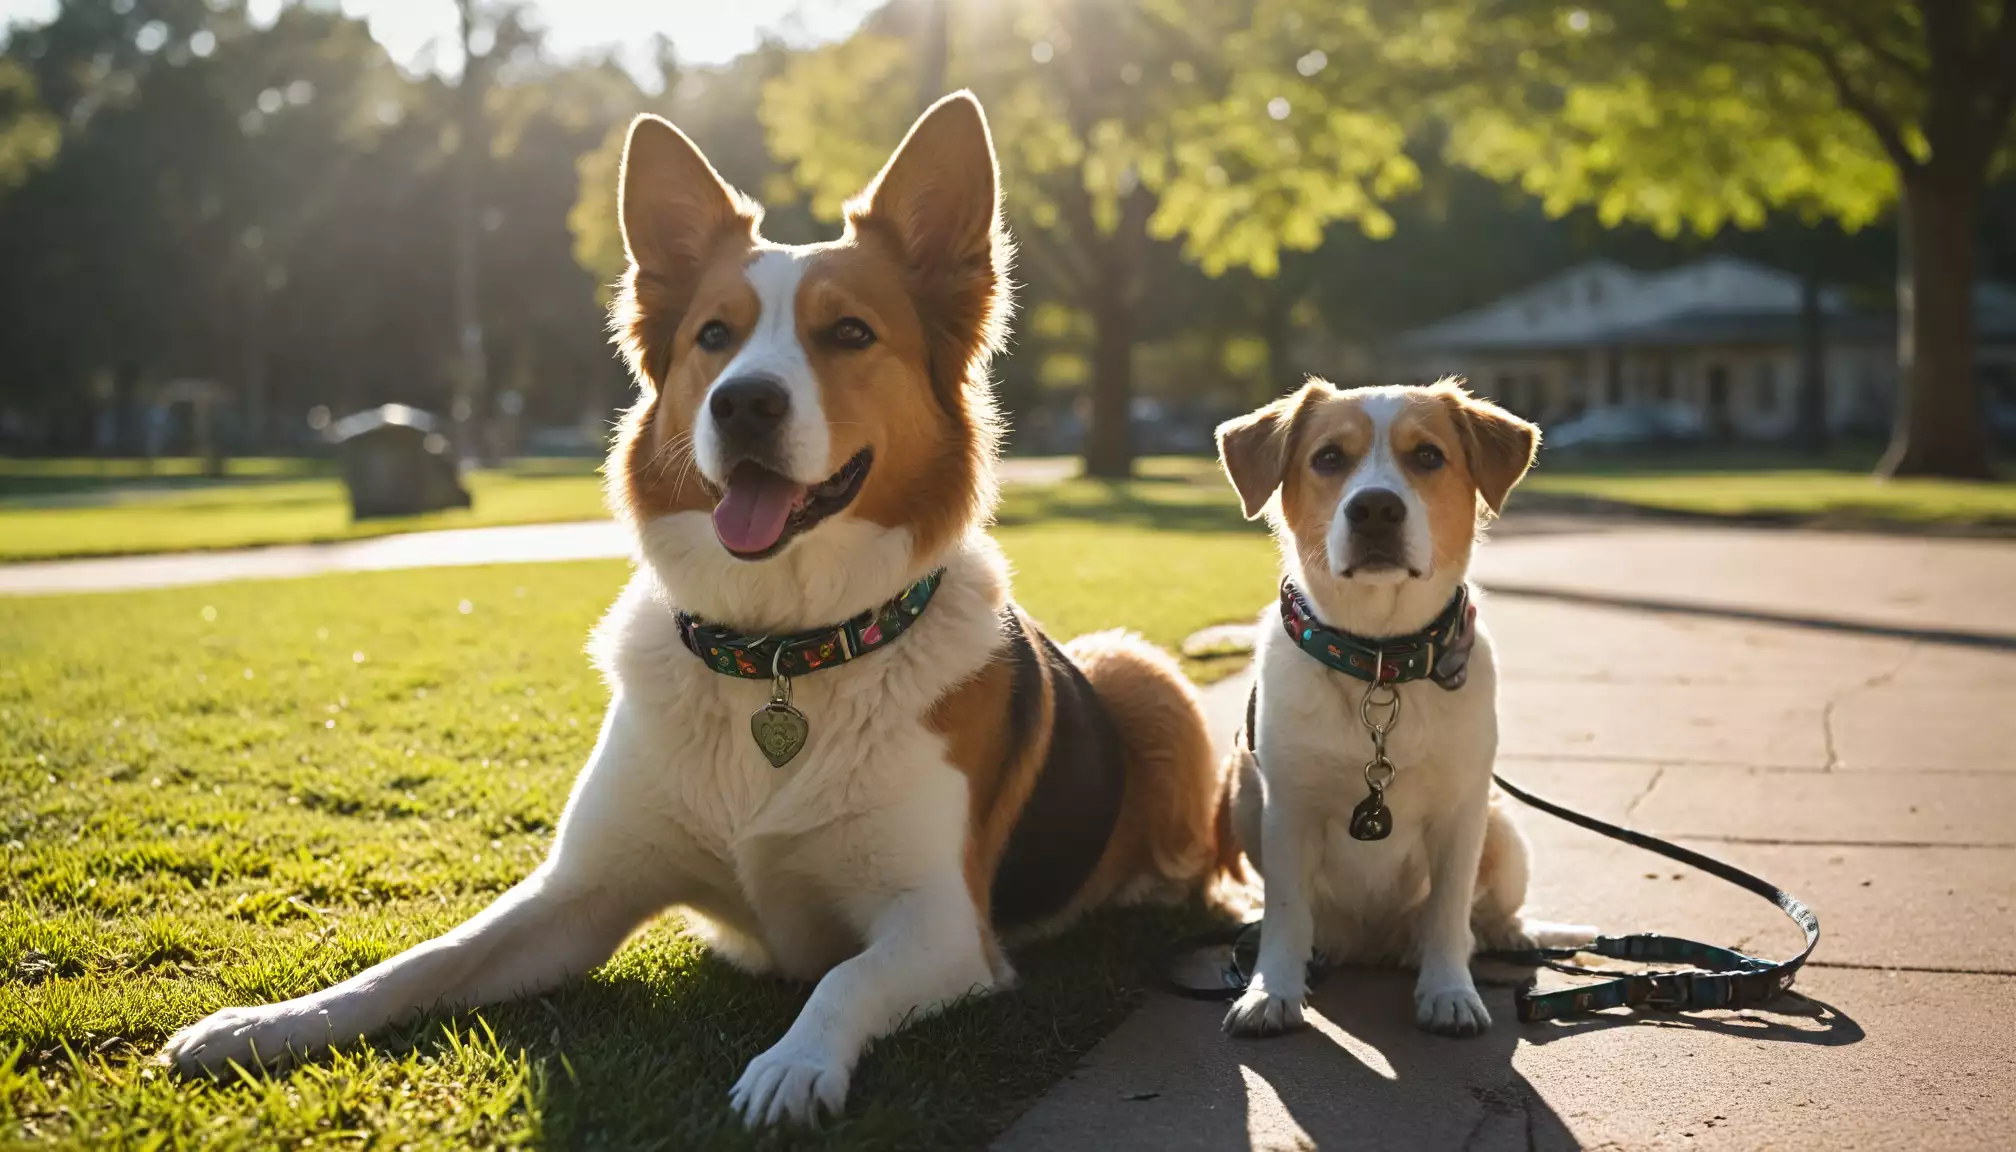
1279,579 -> 1476,690
677,569 -> 945,680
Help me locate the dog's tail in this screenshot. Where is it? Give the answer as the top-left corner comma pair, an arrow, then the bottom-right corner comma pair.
1064,629 -> 1235,905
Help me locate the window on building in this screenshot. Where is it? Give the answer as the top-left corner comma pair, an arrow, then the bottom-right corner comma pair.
1753,362 -> 1779,414
1653,357 -> 1675,401
1605,352 -> 1623,405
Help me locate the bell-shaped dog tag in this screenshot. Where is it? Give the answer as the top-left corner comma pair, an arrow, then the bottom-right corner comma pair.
1349,789 -> 1392,841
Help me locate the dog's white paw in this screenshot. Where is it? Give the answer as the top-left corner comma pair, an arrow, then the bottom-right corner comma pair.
159,1002 -> 332,1076
1484,917 -> 1598,952
730,1040 -> 849,1127
1415,979 -> 1491,1037
1223,985 -> 1306,1038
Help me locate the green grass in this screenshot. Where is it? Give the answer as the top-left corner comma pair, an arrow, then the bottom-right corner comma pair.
0,482 -> 1278,1149
0,456 -> 330,492
1522,467 -> 2016,525
0,462 -> 611,563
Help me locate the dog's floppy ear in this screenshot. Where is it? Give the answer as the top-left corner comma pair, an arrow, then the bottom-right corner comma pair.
847,92 -> 1013,397
614,115 -> 759,387
1440,379 -> 1539,513
1216,383 -> 1321,520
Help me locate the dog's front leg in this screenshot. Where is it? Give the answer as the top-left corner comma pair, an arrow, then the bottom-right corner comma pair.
730,877 -> 994,1127
1224,777 -> 1317,1037
1415,781 -> 1492,1036
162,699 -> 684,1074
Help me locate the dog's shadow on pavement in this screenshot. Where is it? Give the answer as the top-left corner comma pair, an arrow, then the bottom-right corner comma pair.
1206,967 -> 1864,1150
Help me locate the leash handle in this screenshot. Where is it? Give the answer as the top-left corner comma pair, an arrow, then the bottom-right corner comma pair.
1489,773 -> 1820,1021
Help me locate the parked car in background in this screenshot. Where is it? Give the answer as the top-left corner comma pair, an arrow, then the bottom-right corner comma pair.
1543,403 -> 1707,452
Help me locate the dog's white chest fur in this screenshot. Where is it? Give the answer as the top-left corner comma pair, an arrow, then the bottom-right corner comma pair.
581,533 -> 1011,978
1248,613 -> 1500,959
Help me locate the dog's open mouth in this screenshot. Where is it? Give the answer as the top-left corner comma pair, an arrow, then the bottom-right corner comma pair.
711,448 -> 873,560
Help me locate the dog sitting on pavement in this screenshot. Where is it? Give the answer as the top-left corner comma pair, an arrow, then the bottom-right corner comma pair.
1214,378 -> 1593,1038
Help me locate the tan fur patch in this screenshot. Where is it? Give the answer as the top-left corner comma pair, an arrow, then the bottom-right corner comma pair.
1060,630 -> 1223,916
927,614 -> 1054,927
927,618 -> 1228,937
1234,378 -> 1539,580
611,241 -> 762,525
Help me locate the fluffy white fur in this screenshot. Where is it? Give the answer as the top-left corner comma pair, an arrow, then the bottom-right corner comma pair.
161,533 -> 1015,1125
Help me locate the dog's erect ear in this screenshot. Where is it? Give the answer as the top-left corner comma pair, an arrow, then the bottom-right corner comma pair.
619,115 -> 755,278
847,91 -> 1013,408
854,91 -> 1003,276
1217,384 -> 1320,520
614,116 -> 759,388
1441,380 -> 1540,513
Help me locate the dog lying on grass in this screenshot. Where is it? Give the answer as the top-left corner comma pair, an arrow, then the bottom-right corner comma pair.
164,93 -> 1232,1127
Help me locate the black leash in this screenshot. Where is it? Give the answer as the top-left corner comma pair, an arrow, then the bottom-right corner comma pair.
1166,686 -> 1821,1019
1483,772 -> 1819,1022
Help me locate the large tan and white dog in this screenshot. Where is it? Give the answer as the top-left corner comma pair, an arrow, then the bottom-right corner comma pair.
163,93 -> 1226,1126
1214,378 -> 1590,1039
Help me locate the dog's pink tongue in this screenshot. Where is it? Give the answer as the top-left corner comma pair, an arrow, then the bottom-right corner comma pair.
713,464 -> 805,555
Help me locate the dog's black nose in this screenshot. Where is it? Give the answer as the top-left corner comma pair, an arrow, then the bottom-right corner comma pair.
1346,488 -> 1407,528
709,376 -> 790,445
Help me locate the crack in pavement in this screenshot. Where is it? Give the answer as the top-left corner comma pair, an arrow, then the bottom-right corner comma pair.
1500,751 -> 2010,775
1820,643 -> 1920,771
1623,764 -> 1667,820
1671,833 -> 2016,850
1809,960 -> 2016,978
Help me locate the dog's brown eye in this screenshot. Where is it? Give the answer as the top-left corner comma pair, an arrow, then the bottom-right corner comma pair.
1311,445 -> 1348,475
832,318 -> 876,350
1412,444 -> 1446,471
696,320 -> 733,352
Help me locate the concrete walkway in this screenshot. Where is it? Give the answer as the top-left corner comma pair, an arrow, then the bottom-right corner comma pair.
997,529 -> 2016,1150
0,521 -> 632,595
0,457 -> 1100,596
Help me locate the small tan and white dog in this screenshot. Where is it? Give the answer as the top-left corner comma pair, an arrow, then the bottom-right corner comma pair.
1214,378 -> 1591,1039
162,93 -> 1228,1126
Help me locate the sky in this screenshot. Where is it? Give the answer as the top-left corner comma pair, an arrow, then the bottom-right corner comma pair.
0,0 -> 879,86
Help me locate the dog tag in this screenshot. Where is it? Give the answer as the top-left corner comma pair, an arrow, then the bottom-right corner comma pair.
750,670 -> 808,768
1349,789 -> 1392,841
750,701 -> 808,767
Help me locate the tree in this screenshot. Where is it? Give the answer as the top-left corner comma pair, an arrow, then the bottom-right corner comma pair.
1201,0 -> 2015,476
759,0 -> 1408,476
0,60 -> 58,199
0,1 -> 640,452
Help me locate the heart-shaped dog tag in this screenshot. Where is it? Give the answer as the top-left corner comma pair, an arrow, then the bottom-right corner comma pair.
750,701 -> 809,768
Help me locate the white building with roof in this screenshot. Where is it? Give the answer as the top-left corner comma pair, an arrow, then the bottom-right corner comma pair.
1385,257 -> 2016,440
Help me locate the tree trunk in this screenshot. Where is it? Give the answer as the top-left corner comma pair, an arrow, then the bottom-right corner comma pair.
452,0 -> 491,466
1084,297 -> 1134,478
1879,170 -> 1991,478
915,0 -> 947,112
1259,288 -> 1296,406
1796,273 -> 1828,455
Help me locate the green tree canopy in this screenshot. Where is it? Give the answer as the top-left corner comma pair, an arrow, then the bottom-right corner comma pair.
1179,0 -> 2016,476
756,0 -> 1415,475
0,60 -> 59,198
